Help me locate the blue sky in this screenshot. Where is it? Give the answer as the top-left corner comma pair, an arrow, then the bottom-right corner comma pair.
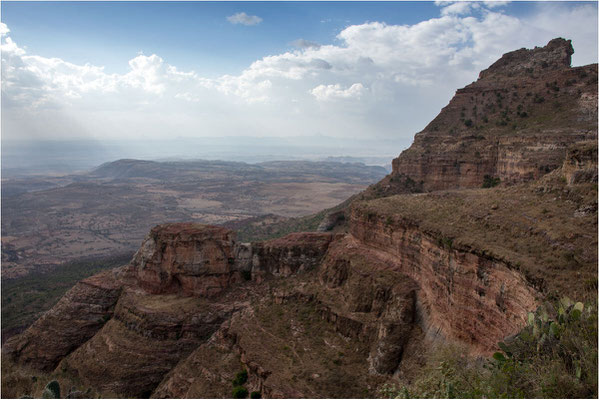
2,2 -> 446,75
1,1 -> 597,149
0,1 -> 565,75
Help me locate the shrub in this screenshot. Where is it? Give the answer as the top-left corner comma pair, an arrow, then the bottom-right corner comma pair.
464,119 -> 473,127
482,175 -> 500,188
232,370 -> 248,386
232,386 -> 248,399
241,270 -> 251,281
42,381 -> 60,399
250,391 -> 262,398
380,298 -> 598,398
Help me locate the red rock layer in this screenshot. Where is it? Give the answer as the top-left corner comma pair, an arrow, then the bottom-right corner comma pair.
250,232 -> 337,282
388,38 -> 597,193
347,207 -> 539,354
132,223 -> 240,297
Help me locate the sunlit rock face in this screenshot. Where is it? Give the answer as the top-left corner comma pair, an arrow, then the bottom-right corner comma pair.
132,223 -> 240,297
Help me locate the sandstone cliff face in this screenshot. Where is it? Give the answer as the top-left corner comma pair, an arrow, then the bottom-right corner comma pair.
384,38 -> 597,195
133,223 -> 239,297
59,290 -> 244,397
347,208 -> 538,354
2,224 -> 339,398
249,232 -> 336,282
563,141 -> 598,185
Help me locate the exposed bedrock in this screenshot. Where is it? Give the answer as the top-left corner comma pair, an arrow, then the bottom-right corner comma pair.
58,290 -> 244,397
563,140 -> 598,185
388,39 -> 597,193
132,223 -> 335,295
347,207 -> 539,354
248,232 -> 337,282
132,223 -> 240,297
2,224 -> 339,397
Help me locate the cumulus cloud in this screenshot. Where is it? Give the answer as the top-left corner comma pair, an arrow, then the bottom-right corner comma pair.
439,2 -> 479,16
1,2 -> 597,143
226,12 -> 263,26
310,83 -> 366,101
0,22 -> 10,36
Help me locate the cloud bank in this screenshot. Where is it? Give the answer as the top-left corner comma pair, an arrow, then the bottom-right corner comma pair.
1,3 -> 597,144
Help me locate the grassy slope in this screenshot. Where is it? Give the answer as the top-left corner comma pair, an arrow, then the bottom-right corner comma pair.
353,172 -> 597,299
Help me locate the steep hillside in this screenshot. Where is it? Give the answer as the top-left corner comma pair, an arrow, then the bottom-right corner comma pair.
365,38 -> 597,199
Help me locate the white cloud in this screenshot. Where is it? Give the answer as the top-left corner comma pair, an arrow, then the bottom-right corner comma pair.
439,2 -> 479,16
1,2 -> 597,143
0,22 -> 10,36
310,83 -> 366,101
227,12 -> 263,26
484,1 -> 510,9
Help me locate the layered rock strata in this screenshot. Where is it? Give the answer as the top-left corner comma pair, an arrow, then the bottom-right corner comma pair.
386,38 -> 597,194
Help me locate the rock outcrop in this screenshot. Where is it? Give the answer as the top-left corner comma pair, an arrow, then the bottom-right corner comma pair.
133,223 -> 239,297
2,224 -> 339,397
383,38 -> 597,195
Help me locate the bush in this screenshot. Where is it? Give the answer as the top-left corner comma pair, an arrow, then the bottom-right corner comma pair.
250,391 -> 262,399
42,381 -> 60,399
232,386 -> 249,399
241,270 -> 251,281
232,370 -> 248,386
482,175 -> 500,188
380,298 -> 598,398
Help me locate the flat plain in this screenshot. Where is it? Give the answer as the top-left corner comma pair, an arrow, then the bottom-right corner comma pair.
1,158 -> 387,279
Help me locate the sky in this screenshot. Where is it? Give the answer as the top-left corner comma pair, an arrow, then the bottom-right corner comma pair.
1,1 -> 598,149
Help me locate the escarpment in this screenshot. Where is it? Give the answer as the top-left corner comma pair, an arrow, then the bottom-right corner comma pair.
3,38 -> 596,399
372,38 -> 597,198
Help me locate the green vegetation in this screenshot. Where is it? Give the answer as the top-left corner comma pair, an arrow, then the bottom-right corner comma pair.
250,390 -> 262,398
381,298 -> 597,398
41,380 -> 60,399
232,370 -> 248,386
241,270 -> 252,281
1,253 -> 132,338
231,370 -> 249,398
482,175 -> 500,188
1,358 -> 101,399
232,386 -> 249,399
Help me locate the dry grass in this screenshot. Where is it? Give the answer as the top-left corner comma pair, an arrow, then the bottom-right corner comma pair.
354,176 -> 597,299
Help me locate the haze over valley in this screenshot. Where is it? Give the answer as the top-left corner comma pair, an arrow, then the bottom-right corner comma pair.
1,2 -> 597,399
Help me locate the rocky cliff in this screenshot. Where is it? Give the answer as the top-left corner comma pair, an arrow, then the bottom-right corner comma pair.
2,38 -> 597,398
366,38 -> 597,199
